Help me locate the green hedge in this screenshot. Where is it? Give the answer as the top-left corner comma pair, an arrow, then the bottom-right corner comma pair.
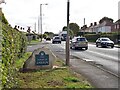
84,33 -> 119,43
85,34 -> 100,42
1,21 -> 27,88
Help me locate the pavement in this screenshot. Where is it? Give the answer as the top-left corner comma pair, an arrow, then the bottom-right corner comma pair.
70,59 -> 119,88
51,49 -> 119,89
27,41 -> 120,89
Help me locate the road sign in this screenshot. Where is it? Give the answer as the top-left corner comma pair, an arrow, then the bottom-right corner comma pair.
35,51 -> 49,65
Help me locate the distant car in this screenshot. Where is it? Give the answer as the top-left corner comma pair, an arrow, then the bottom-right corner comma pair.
70,36 -> 88,50
52,36 -> 61,44
46,37 -> 51,41
96,37 -> 114,48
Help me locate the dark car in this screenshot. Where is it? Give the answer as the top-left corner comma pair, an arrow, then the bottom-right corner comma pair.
96,37 -> 114,48
52,36 -> 61,44
46,37 -> 51,41
70,36 -> 88,50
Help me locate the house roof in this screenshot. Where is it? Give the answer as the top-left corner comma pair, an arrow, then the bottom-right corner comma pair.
115,19 -> 120,24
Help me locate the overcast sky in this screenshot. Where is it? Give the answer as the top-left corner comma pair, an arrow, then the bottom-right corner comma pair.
1,0 -> 120,34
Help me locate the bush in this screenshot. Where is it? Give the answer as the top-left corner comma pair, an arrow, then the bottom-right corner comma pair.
85,34 -> 100,42
1,21 -> 27,88
84,32 -> 119,44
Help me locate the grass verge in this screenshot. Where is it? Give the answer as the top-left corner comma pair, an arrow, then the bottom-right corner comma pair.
15,53 -> 93,89
27,39 -> 40,45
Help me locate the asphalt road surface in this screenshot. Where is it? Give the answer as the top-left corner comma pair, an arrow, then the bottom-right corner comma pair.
47,41 -> 119,77
27,40 -> 120,88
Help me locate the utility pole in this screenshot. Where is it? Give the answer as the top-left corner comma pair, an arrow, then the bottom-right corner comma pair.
66,0 -> 70,66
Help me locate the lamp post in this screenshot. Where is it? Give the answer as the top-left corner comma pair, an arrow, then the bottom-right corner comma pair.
66,0 -> 70,66
40,3 -> 48,41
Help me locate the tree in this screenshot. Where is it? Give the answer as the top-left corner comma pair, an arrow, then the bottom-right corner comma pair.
69,23 -> 80,35
44,32 -> 54,38
62,26 -> 67,31
62,26 -> 74,38
43,34 -> 48,39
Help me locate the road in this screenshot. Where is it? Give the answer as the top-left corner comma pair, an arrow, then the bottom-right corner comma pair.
47,41 -> 119,77
27,40 -> 119,88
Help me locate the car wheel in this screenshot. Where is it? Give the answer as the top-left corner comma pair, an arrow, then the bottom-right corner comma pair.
75,47 -> 77,50
111,45 -> 114,48
85,47 -> 88,50
96,43 -> 98,47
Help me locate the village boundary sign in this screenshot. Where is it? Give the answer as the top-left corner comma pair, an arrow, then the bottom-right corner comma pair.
35,51 -> 49,65
23,47 -> 54,70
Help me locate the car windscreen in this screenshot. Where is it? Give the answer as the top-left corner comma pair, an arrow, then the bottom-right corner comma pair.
55,37 -> 60,39
62,34 -> 67,37
77,38 -> 86,41
101,38 -> 110,41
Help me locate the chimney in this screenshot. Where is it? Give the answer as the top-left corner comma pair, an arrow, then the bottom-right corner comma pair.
90,23 -> 93,27
94,22 -> 97,26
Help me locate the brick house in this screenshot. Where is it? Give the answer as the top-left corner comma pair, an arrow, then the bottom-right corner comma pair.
83,17 -> 115,33
114,19 -> 120,32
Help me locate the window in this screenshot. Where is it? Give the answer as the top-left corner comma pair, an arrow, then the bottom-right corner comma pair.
114,25 -> 117,29
117,24 -> 119,29
77,38 -> 86,41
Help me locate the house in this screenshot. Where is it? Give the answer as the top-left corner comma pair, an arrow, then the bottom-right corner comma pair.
81,22 -> 98,33
114,19 -> 120,32
83,17 -> 115,33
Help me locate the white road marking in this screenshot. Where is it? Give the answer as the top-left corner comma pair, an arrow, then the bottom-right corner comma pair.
87,50 -> 118,61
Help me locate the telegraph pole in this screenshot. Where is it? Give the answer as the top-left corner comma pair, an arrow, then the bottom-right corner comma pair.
66,0 -> 70,66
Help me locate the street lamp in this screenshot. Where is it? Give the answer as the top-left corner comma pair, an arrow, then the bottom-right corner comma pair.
40,3 -> 48,41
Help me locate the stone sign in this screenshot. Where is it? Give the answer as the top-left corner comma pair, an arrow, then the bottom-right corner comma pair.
23,47 -> 55,71
35,51 -> 49,65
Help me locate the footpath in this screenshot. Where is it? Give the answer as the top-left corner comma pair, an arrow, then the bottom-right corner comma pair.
27,41 -> 119,89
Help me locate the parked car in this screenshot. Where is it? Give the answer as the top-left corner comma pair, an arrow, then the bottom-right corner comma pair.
46,37 -> 51,41
96,37 -> 114,48
70,36 -> 88,50
52,36 -> 61,44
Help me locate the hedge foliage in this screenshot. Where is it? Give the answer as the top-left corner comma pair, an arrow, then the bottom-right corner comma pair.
0,21 -> 27,88
0,9 -> 8,25
85,32 -> 119,43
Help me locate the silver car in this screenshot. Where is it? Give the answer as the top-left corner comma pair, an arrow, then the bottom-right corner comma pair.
96,37 -> 114,48
52,36 -> 61,44
70,36 -> 88,50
